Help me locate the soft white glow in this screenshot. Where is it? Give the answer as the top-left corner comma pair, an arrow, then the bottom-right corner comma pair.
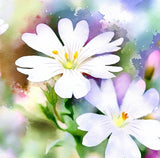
99,1 -> 133,24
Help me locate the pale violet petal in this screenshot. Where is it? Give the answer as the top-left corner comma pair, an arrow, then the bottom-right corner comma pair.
121,81 -> 159,119
105,132 -> 141,158
84,79 -> 102,109
85,79 -> 119,118
79,55 -> 122,79
22,23 -> 64,57
76,113 -> 109,131
58,18 -> 89,56
122,79 -> 146,98
82,115 -> 112,147
16,56 -> 63,82
113,73 -> 131,105
55,70 -> 90,99
127,120 -> 160,150
100,79 -> 120,116
79,31 -> 123,62
143,88 -> 159,107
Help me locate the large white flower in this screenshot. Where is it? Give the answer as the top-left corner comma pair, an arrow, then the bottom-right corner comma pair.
76,79 -> 160,158
15,18 -> 123,99
0,19 -> 8,35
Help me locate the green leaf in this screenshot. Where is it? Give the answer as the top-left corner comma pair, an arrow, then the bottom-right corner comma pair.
40,103 -> 58,127
63,98 -> 74,119
63,115 -> 78,134
59,99 -> 71,122
1,81 -> 13,107
119,41 -> 136,74
46,139 -> 64,154
41,83 -> 57,106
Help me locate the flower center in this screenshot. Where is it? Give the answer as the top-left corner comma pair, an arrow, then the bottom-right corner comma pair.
65,61 -> 73,69
114,112 -> 129,127
52,50 -> 79,70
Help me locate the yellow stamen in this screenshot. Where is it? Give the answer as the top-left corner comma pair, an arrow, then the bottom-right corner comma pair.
114,112 -> 129,127
52,50 -> 58,55
66,61 -> 72,69
122,112 -> 129,120
74,51 -> 78,60
65,53 -> 68,59
157,41 -> 160,46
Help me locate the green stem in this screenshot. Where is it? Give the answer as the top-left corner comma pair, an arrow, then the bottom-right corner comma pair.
73,135 -> 88,158
52,106 -> 66,132
53,105 -> 61,121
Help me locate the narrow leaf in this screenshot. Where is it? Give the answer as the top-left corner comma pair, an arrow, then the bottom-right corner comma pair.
46,139 -> 64,154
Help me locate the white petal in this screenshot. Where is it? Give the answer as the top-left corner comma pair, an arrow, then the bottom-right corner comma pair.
0,19 -> 4,25
79,31 -> 123,61
22,23 -> 64,57
121,80 -> 159,119
16,56 -> 63,82
17,66 -> 63,82
72,20 -> 89,50
15,55 -> 58,68
85,79 -> 119,118
58,18 -> 73,45
79,55 -> 122,79
105,132 -> 141,158
76,113 -> 109,131
105,66 -> 123,72
0,22 -> 8,35
106,38 -> 124,51
81,115 -> 112,147
58,18 -> 89,56
128,120 -> 160,150
54,70 -> 90,99
84,79 -> 102,108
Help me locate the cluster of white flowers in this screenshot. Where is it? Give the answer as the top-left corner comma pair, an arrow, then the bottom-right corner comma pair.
15,18 -> 160,158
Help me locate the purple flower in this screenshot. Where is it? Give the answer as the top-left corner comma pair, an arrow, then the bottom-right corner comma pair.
145,149 -> 159,158
120,0 -> 152,10
133,33 -> 160,79
0,148 -> 16,158
144,50 -> 160,80
77,78 -> 160,158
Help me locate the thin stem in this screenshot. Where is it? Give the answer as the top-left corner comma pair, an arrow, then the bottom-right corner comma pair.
53,105 -> 61,121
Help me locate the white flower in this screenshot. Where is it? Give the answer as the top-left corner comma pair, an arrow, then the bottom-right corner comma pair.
0,19 -> 8,35
76,79 -> 160,158
15,18 -> 123,99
